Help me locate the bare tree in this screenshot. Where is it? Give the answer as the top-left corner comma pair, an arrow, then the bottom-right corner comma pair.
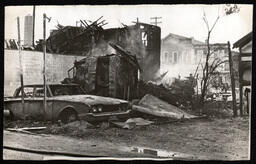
199,4 -> 240,110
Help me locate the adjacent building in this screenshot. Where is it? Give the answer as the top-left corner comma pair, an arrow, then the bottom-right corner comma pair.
160,33 -> 238,92
233,31 -> 252,115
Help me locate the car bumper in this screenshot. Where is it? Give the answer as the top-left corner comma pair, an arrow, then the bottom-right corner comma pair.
79,110 -> 131,122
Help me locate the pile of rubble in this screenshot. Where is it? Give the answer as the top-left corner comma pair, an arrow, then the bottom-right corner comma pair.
138,74 -> 196,109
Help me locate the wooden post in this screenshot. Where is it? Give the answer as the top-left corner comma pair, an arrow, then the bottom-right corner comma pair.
127,86 -> 130,101
43,14 -> 47,117
238,47 -> 243,116
17,17 -> 25,117
32,6 -> 35,47
227,41 -> 237,117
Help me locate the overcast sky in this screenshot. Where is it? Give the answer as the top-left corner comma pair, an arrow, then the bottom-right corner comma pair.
5,5 -> 253,48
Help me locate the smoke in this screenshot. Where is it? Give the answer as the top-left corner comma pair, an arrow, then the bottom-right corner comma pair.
86,39 -> 116,57
117,25 -> 160,82
160,63 -> 197,87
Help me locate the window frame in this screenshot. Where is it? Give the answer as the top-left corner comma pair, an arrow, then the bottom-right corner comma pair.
173,51 -> 178,63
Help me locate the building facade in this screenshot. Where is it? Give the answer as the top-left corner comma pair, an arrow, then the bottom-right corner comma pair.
233,32 -> 252,115
161,33 -> 238,92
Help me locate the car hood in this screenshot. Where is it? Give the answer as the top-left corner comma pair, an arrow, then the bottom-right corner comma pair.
49,95 -> 128,106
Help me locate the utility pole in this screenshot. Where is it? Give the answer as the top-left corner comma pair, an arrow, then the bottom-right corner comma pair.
43,14 -> 47,118
32,6 -> 35,47
17,17 -> 25,117
228,41 -> 237,117
43,13 -> 51,118
150,17 -> 162,26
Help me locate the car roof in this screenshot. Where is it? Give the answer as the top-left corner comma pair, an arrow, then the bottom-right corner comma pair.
20,84 -> 80,87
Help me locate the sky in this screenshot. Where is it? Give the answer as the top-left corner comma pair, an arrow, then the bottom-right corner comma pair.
5,5 -> 253,49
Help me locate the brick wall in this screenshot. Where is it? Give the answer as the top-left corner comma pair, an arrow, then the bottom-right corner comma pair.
4,50 -> 84,96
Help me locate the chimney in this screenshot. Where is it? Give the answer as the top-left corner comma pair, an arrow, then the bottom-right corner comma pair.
24,14 -> 33,47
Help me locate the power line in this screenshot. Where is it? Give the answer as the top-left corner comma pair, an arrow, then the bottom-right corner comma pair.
150,17 -> 162,26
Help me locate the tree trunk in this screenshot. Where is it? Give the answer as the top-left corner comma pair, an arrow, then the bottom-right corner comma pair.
199,32 -> 211,111
227,41 -> 237,117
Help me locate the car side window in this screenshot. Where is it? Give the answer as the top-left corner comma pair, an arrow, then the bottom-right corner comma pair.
17,87 -> 34,97
53,87 -> 71,96
34,87 -> 45,97
34,87 -> 51,97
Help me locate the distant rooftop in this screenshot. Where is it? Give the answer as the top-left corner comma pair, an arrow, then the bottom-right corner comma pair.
162,33 -> 205,45
233,31 -> 252,49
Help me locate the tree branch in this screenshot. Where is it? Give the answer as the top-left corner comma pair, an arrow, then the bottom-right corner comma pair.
209,60 -> 228,75
209,16 -> 220,33
203,10 -> 210,32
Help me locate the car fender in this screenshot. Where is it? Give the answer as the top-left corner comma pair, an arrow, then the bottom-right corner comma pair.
56,105 -> 78,119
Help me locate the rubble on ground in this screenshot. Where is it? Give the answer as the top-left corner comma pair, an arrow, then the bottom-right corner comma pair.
46,120 -> 96,137
138,74 -> 196,110
110,118 -> 154,129
138,80 -> 179,106
133,94 -> 198,119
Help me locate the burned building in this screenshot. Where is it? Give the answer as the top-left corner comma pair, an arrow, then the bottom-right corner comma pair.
37,19 -> 161,82
101,23 -> 161,82
64,43 -> 140,100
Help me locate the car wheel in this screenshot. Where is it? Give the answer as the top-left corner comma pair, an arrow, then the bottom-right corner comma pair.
60,110 -> 78,123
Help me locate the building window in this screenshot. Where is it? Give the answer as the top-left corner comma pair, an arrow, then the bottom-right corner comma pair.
169,54 -> 173,63
183,50 -> 191,63
164,51 -> 169,63
187,53 -> 191,64
141,32 -> 148,47
173,51 -> 178,63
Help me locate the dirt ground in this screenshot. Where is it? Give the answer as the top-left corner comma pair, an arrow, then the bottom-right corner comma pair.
3,116 -> 250,160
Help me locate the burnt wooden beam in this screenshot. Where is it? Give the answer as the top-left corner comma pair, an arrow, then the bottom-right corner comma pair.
240,53 -> 252,57
80,20 -> 87,28
109,42 -> 141,70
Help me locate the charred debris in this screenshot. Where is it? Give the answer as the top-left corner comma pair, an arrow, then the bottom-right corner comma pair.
35,17 -> 160,82
31,17 -> 193,108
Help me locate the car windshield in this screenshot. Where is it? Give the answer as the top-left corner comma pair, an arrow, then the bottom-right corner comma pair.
16,86 -> 50,97
49,85 -> 85,96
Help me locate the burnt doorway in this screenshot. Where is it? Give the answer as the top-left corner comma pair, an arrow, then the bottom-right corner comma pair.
95,56 -> 110,97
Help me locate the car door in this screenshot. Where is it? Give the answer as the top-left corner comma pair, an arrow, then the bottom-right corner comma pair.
9,86 -> 39,119
33,85 -> 53,120
13,86 -> 52,120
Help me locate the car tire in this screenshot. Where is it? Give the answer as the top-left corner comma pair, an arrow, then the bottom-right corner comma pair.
59,110 -> 78,124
